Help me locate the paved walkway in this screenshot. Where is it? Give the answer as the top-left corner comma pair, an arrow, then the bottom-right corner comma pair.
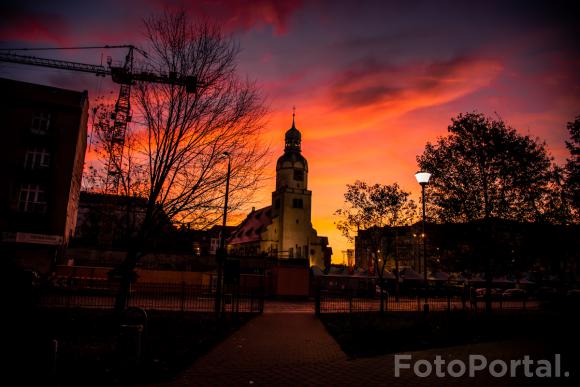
153,313 -> 575,386
263,300 -> 315,313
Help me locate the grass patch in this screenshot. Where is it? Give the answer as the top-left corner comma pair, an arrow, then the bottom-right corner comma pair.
320,310 -> 580,359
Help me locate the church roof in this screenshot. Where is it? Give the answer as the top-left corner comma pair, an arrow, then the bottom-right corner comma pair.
284,111 -> 302,153
285,125 -> 301,143
228,206 -> 273,245
276,150 -> 308,170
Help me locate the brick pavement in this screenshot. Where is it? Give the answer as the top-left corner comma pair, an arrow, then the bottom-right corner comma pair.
150,313 -> 576,386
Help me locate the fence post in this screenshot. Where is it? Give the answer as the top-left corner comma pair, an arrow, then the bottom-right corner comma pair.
259,274 -> 265,313
417,294 -> 420,312
250,290 -> 254,313
349,293 -> 353,314
235,283 -> 240,315
180,282 -> 186,312
315,285 -> 321,316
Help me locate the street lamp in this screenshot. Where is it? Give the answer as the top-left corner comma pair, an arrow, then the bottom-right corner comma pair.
415,170 -> 431,312
215,151 -> 231,316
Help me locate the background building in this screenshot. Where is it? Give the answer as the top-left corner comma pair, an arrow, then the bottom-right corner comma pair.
228,116 -> 332,268
355,220 -> 580,280
0,78 -> 88,274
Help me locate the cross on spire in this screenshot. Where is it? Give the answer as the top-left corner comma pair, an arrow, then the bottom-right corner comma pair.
292,106 -> 296,127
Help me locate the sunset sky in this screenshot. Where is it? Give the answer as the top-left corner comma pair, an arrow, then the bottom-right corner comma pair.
1,0 -> 579,261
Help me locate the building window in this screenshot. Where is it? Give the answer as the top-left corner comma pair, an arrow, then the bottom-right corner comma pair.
31,112 -> 51,134
288,247 -> 294,258
293,169 -> 304,181
296,246 -> 302,258
18,184 -> 47,213
292,198 -> 303,208
24,147 -> 51,169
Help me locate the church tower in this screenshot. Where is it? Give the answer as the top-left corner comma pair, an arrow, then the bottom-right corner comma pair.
272,111 -> 312,259
228,109 -> 331,268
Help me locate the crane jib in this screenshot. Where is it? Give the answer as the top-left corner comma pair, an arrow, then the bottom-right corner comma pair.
0,53 -> 197,91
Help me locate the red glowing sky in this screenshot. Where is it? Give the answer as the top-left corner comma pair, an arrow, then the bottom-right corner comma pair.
2,0 -> 579,260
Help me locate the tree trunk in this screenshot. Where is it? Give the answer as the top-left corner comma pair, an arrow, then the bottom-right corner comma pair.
379,279 -> 385,314
114,272 -> 132,314
483,219 -> 493,314
114,248 -> 139,315
113,205 -> 152,316
395,230 -> 400,302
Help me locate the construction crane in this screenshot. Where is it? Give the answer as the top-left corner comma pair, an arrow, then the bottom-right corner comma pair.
0,45 -> 198,193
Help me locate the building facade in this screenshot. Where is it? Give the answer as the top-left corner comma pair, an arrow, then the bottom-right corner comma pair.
355,220 -> 580,279
0,78 -> 88,273
228,115 -> 331,268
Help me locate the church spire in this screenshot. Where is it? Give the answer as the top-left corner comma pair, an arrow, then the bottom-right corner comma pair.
285,106 -> 301,152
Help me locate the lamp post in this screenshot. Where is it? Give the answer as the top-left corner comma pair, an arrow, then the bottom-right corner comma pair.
415,171 -> 431,312
215,152 -> 231,317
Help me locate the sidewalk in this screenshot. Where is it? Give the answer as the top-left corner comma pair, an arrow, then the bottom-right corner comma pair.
153,313 -> 573,386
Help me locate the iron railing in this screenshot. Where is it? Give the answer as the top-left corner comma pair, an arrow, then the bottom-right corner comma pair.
37,280 -> 264,314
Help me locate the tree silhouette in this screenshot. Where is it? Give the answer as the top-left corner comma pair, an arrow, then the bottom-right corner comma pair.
335,181 -> 417,310
106,10 -> 269,312
417,112 -> 556,223
417,112 -> 564,313
565,116 -> 580,221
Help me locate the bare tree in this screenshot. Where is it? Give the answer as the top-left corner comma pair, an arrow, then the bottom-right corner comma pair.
88,11 -> 270,312
83,103 -> 148,197
565,116 -> 580,222
335,181 -> 417,312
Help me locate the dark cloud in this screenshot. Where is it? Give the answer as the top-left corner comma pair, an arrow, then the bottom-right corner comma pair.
0,5 -> 70,44
155,0 -> 304,35
333,85 -> 401,108
330,56 -> 501,109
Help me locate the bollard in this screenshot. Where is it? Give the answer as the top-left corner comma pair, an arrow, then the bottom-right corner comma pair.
50,339 -> 58,378
118,324 -> 144,370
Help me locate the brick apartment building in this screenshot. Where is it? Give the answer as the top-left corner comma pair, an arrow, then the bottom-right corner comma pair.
0,78 -> 88,273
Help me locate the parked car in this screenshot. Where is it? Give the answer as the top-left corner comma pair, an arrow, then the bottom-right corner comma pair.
475,288 -> 502,298
536,286 -> 557,299
566,289 -> 580,299
502,288 -> 527,299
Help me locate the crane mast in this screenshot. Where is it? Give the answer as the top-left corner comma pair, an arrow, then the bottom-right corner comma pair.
0,45 -> 197,193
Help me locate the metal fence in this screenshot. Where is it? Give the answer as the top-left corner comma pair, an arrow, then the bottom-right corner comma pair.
37,280 -> 264,313
315,289 -> 537,314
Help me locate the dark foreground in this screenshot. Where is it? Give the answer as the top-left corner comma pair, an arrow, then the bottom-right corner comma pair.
152,312 -> 580,386
320,308 -> 580,359
7,307 -> 254,386
6,302 -> 580,386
